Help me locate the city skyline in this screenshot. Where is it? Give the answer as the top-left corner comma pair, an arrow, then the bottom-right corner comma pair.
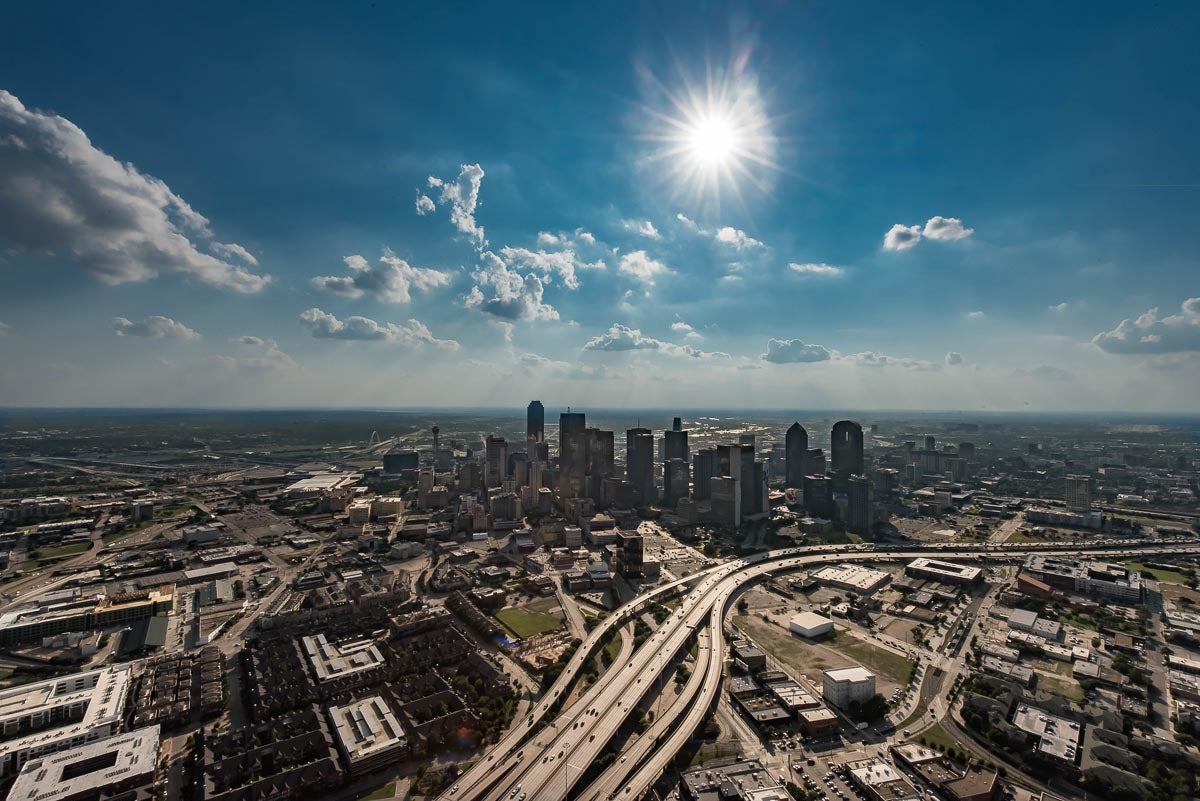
2,3 -> 1199,412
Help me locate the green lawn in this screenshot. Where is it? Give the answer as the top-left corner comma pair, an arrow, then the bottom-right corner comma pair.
1126,561 -> 1189,585
603,630 -> 624,663
1038,674 -> 1084,703
832,637 -> 913,684
359,782 -> 395,801
495,607 -> 563,638
32,542 -> 90,559
919,723 -> 958,752
1006,530 -> 1045,543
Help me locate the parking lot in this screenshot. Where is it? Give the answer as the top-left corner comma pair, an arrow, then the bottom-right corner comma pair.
788,756 -> 864,801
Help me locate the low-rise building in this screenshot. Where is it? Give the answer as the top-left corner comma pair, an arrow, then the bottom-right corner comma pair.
822,666 -> 876,709
905,558 -> 982,585
327,696 -> 408,777
812,563 -> 891,595
846,759 -> 920,801
789,611 -> 834,638
1012,704 -> 1083,764
5,725 -> 160,801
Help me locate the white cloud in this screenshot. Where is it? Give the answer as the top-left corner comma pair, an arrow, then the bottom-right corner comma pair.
209,242 -> 258,266
618,251 -> 671,285
311,250 -> 451,303
299,308 -> 458,349
671,321 -> 703,340
844,351 -> 939,371
922,216 -> 974,241
966,310 -> 985,320
518,352 -> 614,380
883,224 -> 922,251
1092,298 -> 1200,354
423,163 -> 486,248
0,89 -> 270,292
536,231 -> 560,247
714,226 -> 764,251
220,336 -> 297,371
464,251 -> 559,321
112,315 -> 201,340
761,339 -> 833,364
788,262 -> 844,278
414,193 -> 436,215
945,351 -> 964,366
499,245 -> 604,291
622,219 -> 661,240
1049,302 -> 1069,312
584,323 -> 727,359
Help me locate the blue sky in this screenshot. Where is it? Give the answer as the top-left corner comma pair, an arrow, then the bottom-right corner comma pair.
1,2 -> 1197,411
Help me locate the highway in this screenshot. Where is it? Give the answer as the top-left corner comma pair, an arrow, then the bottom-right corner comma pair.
440,536 -> 1200,801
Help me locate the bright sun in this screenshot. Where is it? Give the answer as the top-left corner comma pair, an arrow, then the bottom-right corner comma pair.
638,54 -> 780,210
687,113 -> 738,166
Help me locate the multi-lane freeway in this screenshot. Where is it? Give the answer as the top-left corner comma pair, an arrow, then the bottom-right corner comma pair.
442,538 -> 1200,801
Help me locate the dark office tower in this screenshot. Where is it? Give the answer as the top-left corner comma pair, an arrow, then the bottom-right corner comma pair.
807,448 -> 826,477
527,400 -> 545,444
626,428 -> 655,506
924,435 -> 936,452
586,428 -> 615,503
672,416 -> 683,432
616,530 -> 644,578
739,433 -> 756,452
558,412 -> 587,499
831,421 -> 864,478
719,443 -> 757,517
664,429 -> 689,463
662,458 -> 690,508
957,442 -> 976,461
485,435 -> 507,488
785,423 -> 809,489
803,474 -> 832,517
752,461 -> 769,516
693,447 -> 717,500
847,474 -> 874,536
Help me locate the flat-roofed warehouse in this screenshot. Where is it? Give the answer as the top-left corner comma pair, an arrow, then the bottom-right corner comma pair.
789,611 -> 834,638
812,563 -> 891,595
905,558 -> 982,585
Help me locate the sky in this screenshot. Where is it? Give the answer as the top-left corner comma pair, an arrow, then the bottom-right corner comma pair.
0,2 -> 1198,413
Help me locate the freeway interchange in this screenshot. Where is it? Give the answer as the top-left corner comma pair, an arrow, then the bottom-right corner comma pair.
441,537 -> 1200,801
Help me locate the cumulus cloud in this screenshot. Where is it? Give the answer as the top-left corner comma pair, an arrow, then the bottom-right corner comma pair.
714,226 -> 764,250
1049,302 -> 1069,312
0,90 -> 269,292
499,245 -> 604,291
584,324 -> 727,359
219,336 -> 297,370
112,315 -> 201,340
922,216 -> 974,241
883,224 -> 922,251
788,262 -> 844,278
423,163 -> 486,248
1092,298 -> 1200,354
945,351 -> 964,366
518,352 -> 614,380
618,251 -> 671,285
464,251 -> 559,321
622,219 -> 661,240
966,311 -> 985,320
299,308 -> 458,349
884,216 -> 974,251
414,193 -> 435,215
761,339 -> 833,364
311,250 -> 451,303
671,321 -> 703,340
208,242 -> 258,266
844,351 -> 939,371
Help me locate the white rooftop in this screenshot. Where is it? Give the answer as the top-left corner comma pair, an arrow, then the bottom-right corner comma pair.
824,666 -> 876,683
7,725 -> 160,801
328,696 -> 406,763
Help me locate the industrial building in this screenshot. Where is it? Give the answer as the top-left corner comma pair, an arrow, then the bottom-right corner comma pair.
846,759 -> 920,801
822,666 -> 876,709
812,563 -> 891,595
1021,556 -> 1142,602
905,558 -> 982,585
788,611 -> 834,638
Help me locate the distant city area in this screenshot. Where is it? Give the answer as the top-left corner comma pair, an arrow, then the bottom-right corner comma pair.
0,407 -> 1197,801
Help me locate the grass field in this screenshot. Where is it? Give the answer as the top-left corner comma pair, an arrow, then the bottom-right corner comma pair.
495,607 -> 563,638
732,615 -> 912,686
834,637 -> 913,683
359,782 -> 395,801
1006,530 -> 1044,543
32,542 -> 90,559
1038,674 -> 1084,703
604,630 -> 624,663
1126,561 -> 1190,585
919,723 -> 958,752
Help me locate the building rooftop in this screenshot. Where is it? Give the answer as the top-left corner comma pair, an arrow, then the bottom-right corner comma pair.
1012,704 -> 1082,762
6,724 -> 160,801
907,558 -> 982,581
824,666 -> 876,683
328,696 -> 406,764
812,563 -> 890,593
302,634 -> 385,684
